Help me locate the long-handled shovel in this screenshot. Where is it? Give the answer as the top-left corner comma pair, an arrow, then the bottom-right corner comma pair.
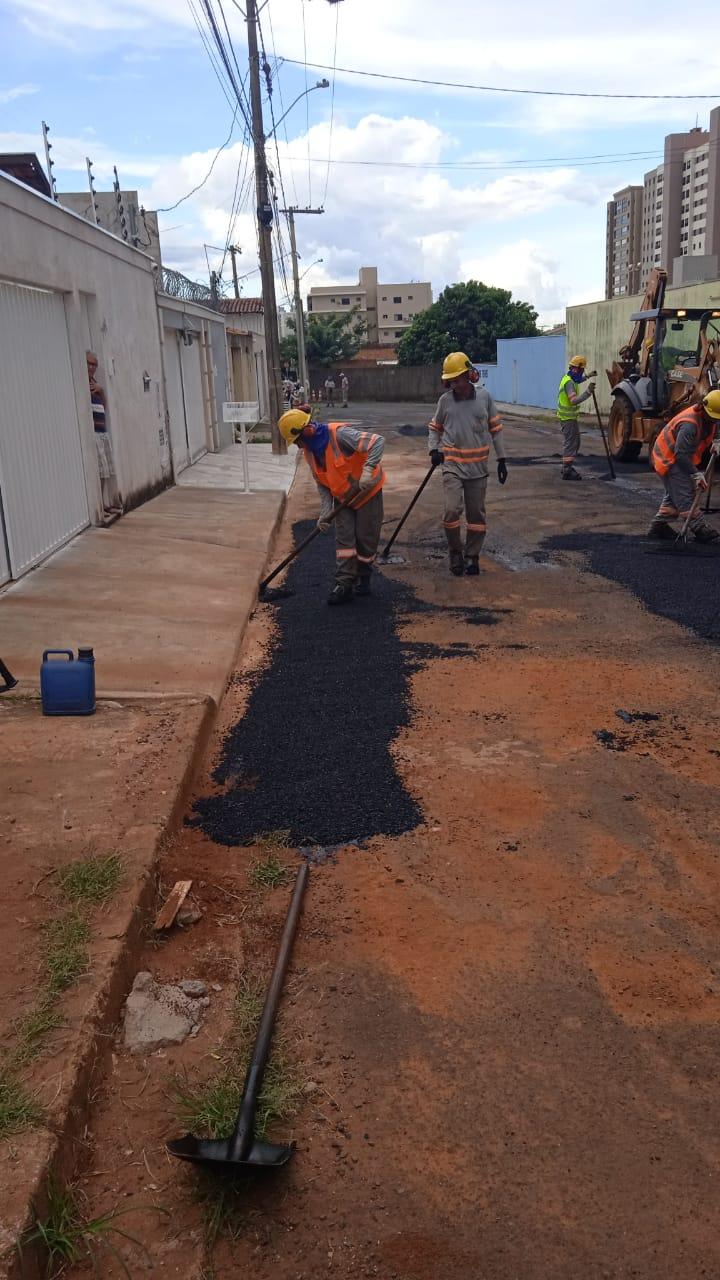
167,862 -> 309,1172
676,451 -> 717,544
0,659 -> 18,693
590,388 -> 616,481
379,460 -> 440,562
259,493 -> 357,599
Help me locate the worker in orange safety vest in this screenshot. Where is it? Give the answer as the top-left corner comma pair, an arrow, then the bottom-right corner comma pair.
648,391 -> 720,542
278,407 -> 386,604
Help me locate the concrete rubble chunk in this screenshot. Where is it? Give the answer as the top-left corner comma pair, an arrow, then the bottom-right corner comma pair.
123,972 -> 210,1052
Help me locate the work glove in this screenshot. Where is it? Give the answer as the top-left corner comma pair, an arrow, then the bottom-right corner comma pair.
317,515 -> 333,533
497,459 -> 508,485
430,449 -> 444,467
587,369 -> 598,378
587,381 -> 597,394
344,478 -> 361,502
359,465 -> 377,493
693,471 -> 709,492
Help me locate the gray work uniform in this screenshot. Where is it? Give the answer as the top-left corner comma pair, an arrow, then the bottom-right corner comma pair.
653,418 -> 711,531
315,426 -> 385,586
428,387 -> 505,557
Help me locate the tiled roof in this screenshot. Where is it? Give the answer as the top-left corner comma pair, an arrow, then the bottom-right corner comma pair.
218,297 -> 264,314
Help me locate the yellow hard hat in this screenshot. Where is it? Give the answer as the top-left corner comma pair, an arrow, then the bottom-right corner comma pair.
569,355 -> 587,369
702,389 -> 720,420
442,351 -> 473,382
278,407 -> 311,444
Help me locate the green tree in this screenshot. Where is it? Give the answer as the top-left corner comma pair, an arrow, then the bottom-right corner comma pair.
306,307 -> 366,367
397,281 -> 539,366
279,330 -> 298,366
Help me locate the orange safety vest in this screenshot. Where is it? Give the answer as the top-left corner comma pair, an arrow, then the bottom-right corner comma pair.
306,423 -> 385,508
652,404 -> 716,476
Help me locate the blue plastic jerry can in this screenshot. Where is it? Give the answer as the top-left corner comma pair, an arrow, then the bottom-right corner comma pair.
40,649 -> 96,716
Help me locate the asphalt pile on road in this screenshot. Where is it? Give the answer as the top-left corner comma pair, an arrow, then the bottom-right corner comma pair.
544,530 -> 720,643
191,522 -> 424,848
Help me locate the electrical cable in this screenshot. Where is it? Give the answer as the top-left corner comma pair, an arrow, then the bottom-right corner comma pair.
277,55 -> 720,100
156,105 -> 239,212
300,0 -> 311,201
321,0 -> 338,207
187,0 -> 237,112
282,150 -> 665,172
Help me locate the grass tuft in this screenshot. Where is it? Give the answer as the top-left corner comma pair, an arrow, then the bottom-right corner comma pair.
250,854 -> 288,890
20,1177 -> 156,1278
256,828 -> 292,850
58,853 -> 122,906
174,1049 -> 299,1142
0,1067 -> 42,1139
11,1000 -> 63,1068
43,911 -> 90,995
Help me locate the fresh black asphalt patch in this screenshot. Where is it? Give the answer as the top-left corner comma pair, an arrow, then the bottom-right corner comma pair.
544,530 -> 720,643
191,522 -> 509,849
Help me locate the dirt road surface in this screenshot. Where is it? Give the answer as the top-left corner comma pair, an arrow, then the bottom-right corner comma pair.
66,406 -> 720,1279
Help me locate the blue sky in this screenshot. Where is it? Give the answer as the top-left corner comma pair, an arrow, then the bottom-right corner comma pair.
2,0 -> 719,324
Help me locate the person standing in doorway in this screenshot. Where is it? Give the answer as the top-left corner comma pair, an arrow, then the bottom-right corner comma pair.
324,375 -> 336,408
86,351 -> 121,518
341,372 -> 349,407
556,356 -> 596,481
429,351 -> 508,576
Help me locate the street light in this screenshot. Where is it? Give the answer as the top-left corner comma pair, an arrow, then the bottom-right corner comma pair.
265,81 -> 329,142
299,257 -> 323,283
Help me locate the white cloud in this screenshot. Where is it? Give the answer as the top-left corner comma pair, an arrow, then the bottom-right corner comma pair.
460,240 -> 569,326
0,82 -> 38,104
0,130 -> 161,181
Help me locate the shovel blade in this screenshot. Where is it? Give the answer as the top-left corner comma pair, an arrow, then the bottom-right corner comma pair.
167,1133 -> 295,1169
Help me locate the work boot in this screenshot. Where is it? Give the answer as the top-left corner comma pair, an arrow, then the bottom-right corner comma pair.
449,551 -> 465,576
561,465 -> 582,481
692,522 -> 720,543
327,583 -> 354,606
464,556 -> 480,576
647,519 -> 676,540
354,575 -> 371,597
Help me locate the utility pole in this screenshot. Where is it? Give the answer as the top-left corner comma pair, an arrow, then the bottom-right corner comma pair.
281,206 -> 323,393
229,244 -> 242,300
246,0 -> 285,453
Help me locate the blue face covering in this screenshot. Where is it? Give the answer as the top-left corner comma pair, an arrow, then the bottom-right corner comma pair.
298,420 -> 330,460
569,367 -> 584,383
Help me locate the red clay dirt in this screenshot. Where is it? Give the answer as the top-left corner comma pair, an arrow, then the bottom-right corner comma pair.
57,411 -> 720,1279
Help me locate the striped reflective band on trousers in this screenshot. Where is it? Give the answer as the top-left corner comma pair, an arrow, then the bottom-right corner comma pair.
466,522 -> 486,532
335,548 -> 376,561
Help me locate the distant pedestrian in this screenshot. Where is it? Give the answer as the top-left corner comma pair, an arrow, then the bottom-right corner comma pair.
429,351 -> 507,577
341,373 -> 349,407
556,356 -> 596,481
278,407 -> 386,604
647,391 -> 720,542
324,376 -> 336,408
86,351 -> 121,517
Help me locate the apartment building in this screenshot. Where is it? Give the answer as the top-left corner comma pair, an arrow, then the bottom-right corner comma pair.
606,110 -> 720,294
605,184 -> 643,298
307,266 -> 431,345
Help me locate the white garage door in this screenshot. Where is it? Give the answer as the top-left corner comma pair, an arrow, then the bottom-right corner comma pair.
164,330 -> 208,476
0,282 -> 89,580
180,336 -> 208,463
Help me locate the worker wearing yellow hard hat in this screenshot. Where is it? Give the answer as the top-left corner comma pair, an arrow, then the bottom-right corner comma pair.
556,355 -> 597,481
647,390 -> 720,542
428,351 -> 508,577
278,405 -> 387,604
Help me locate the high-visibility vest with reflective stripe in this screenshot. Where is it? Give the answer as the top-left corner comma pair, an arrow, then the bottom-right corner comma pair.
651,405 -> 716,476
557,374 -> 580,422
306,423 -> 385,508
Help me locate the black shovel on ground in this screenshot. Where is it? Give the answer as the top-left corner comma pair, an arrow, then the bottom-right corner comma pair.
167,862 -> 309,1172
258,493 -> 358,600
378,460 -> 440,562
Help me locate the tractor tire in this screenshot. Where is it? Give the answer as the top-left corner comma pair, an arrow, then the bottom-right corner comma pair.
608,393 -> 642,462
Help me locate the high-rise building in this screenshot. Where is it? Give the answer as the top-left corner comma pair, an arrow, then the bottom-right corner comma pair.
607,110 -> 720,295
605,184 -> 643,298
307,267 -> 432,345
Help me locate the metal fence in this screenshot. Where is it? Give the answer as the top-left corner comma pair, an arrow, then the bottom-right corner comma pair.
160,266 -> 220,309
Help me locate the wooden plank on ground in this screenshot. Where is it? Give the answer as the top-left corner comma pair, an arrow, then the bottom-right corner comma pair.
154,880 -> 193,930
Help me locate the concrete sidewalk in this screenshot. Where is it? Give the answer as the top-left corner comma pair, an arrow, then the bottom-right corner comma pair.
0,470 -> 291,1269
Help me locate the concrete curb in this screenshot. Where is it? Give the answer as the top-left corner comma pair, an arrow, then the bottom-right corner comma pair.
2,488 -> 290,1280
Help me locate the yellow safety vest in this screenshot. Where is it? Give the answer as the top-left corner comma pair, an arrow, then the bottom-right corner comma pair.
557,374 -> 580,422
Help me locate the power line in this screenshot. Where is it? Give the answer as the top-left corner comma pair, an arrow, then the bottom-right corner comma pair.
280,150 -> 665,172
322,0 -> 339,206
156,106 -> 239,212
300,0 -> 311,200
277,54 -> 720,100
187,0 -> 237,112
